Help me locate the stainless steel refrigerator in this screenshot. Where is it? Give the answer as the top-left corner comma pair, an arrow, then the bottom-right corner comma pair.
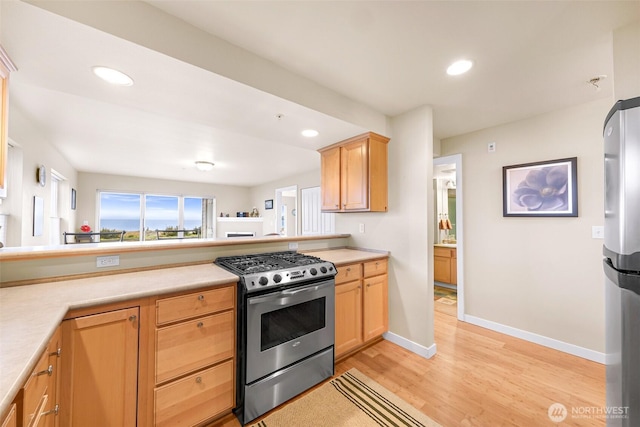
604,96 -> 640,427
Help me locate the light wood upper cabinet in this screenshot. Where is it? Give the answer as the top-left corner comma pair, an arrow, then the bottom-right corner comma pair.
320,145 -> 342,211
60,307 -> 139,427
319,132 -> 390,212
0,46 -> 17,193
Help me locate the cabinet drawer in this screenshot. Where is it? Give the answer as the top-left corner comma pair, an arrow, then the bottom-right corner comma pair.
1,403 -> 17,427
335,263 -> 362,285
434,247 -> 455,258
156,285 -> 235,325
23,350 -> 50,427
156,311 -> 235,384
363,259 -> 387,277
155,360 -> 234,427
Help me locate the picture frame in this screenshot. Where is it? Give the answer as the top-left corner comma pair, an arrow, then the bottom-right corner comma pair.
503,157 -> 578,217
71,188 -> 76,210
265,199 -> 273,210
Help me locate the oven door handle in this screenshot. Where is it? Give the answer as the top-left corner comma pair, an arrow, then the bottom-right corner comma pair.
248,281 -> 333,305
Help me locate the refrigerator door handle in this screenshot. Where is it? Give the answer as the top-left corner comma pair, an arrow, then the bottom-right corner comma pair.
604,258 -> 640,296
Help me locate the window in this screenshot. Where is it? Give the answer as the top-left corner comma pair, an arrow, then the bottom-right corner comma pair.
98,191 -> 212,241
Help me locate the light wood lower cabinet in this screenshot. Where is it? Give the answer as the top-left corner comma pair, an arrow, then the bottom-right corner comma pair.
335,280 -> 363,356
60,307 -> 139,427
19,326 -> 62,427
434,247 -> 457,285
154,284 -> 236,426
0,404 -> 16,427
154,360 -> 234,427
335,258 -> 388,359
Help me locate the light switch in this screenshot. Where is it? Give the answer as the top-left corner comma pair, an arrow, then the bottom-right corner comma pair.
592,226 -> 604,239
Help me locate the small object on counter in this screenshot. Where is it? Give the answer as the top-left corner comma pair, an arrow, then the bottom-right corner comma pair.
249,207 -> 259,217
80,224 -> 91,233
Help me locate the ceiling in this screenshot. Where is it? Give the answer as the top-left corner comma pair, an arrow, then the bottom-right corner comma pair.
2,1 -> 638,187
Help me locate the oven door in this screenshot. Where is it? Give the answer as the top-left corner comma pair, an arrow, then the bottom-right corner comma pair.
245,279 -> 335,384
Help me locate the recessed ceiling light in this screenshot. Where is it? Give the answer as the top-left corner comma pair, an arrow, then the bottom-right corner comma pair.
302,129 -> 319,137
195,161 -> 215,171
92,66 -> 134,86
446,59 -> 473,76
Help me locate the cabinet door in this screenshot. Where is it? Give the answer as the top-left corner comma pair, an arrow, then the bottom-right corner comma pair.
1,404 -> 16,427
60,307 -> 139,427
43,326 -> 61,427
363,274 -> 388,342
340,138 -> 369,211
320,146 -> 341,211
335,281 -> 363,357
434,256 -> 451,283
451,250 -> 457,285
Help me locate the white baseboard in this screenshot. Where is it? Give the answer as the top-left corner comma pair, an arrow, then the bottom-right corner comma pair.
464,314 -> 607,364
382,331 -> 437,359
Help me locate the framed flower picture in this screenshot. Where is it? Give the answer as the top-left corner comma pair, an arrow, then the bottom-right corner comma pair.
503,157 -> 578,217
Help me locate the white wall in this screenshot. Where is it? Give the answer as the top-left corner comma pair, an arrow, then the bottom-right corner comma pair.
3,108 -> 78,247
612,21 -> 640,101
336,105 -> 435,354
75,172 -> 251,234
249,169 -> 320,236
441,98 -> 610,354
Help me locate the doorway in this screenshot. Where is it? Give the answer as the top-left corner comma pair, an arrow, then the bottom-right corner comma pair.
433,154 -> 464,320
275,185 -> 297,236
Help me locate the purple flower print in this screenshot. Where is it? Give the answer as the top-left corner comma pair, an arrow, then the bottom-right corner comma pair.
512,165 -> 568,211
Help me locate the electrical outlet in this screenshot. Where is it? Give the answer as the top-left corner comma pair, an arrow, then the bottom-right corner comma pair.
359,223 -> 365,233
488,142 -> 496,153
96,255 -> 120,268
592,226 -> 604,239
288,242 -> 298,250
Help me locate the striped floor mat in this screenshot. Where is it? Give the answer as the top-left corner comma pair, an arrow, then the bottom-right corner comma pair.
250,368 -> 441,427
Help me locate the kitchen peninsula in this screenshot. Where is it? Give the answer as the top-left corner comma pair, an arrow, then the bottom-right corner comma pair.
0,234 -> 389,426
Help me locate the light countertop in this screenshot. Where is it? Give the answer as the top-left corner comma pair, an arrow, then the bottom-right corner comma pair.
0,247 -> 387,417
0,263 -> 238,418
305,248 -> 389,265
434,243 -> 457,248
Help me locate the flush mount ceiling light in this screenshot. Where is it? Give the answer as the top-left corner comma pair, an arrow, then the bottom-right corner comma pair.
195,161 -> 215,171
446,59 -> 473,76
301,129 -> 319,137
92,66 -> 134,86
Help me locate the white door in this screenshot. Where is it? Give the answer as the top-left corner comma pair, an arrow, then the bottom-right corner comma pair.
301,187 -> 334,235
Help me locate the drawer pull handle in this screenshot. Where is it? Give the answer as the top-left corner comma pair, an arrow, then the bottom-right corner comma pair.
41,404 -> 59,416
129,315 -> 137,323
195,376 -> 202,383
346,267 -> 351,272
198,295 -> 205,301
197,322 -> 204,328
36,365 -> 53,377
49,347 -> 61,358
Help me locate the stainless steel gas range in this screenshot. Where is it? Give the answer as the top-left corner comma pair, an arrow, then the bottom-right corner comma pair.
214,251 -> 337,425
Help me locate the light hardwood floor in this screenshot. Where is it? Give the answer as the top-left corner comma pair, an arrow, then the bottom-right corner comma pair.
213,310 -> 605,426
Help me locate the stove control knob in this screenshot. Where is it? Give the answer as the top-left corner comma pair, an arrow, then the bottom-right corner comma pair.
258,276 -> 269,286
320,266 -> 327,274
273,274 -> 282,283
310,268 -> 318,276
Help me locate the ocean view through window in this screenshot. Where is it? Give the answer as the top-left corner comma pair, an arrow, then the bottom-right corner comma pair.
99,192 -> 207,241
